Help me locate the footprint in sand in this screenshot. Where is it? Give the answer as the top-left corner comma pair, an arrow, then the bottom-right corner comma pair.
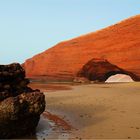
79,115 -> 84,118
111,108 -> 117,111
120,111 -> 126,113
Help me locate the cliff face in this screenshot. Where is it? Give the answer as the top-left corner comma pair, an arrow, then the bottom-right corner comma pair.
24,15 -> 140,81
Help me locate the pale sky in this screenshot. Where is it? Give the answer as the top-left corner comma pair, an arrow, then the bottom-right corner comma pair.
0,0 -> 140,64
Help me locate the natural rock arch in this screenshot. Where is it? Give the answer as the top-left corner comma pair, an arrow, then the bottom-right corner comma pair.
77,58 -> 140,82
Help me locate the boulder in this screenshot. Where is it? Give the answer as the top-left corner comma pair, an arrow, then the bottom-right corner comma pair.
0,63 -> 45,138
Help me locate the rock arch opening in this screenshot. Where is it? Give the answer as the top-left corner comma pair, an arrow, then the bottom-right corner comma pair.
105,74 -> 134,83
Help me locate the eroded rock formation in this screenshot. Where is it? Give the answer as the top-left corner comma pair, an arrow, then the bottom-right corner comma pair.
77,58 -> 140,82
0,63 -> 45,138
23,15 -> 140,81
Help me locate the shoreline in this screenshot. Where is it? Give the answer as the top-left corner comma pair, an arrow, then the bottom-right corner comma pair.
28,82 -> 140,139
45,82 -> 140,139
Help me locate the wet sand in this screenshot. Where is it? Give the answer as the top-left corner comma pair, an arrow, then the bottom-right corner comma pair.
29,82 -> 74,92
43,82 -> 140,139
28,82 -> 140,139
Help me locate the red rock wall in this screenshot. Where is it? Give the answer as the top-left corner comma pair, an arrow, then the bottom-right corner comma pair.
24,15 -> 140,81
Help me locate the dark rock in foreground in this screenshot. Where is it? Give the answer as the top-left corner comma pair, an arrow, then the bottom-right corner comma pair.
0,63 -> 45,138
77,58 -> 140,82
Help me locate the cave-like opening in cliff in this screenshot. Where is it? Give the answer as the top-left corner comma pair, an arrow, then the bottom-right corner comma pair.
105,74 -> 134,83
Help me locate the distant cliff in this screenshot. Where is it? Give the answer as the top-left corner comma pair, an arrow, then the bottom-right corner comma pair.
23,15 -> 140,81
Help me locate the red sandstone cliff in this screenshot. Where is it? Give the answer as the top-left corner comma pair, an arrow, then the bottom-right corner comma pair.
23,15 -> 140,81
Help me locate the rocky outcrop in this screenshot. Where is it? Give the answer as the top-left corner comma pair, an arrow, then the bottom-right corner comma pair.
77,58 -> 140,82
23,15 -> 140,81
73,77 -> 90,83
0,63 -> 45,138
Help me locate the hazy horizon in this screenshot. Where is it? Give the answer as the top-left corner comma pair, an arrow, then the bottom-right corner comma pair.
0,0 -> 140,64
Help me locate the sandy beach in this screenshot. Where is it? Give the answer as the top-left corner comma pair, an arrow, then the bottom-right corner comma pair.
30,82 -> 140,139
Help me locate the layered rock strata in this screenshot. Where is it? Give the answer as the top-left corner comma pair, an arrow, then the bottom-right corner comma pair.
23,15 -> 140,81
